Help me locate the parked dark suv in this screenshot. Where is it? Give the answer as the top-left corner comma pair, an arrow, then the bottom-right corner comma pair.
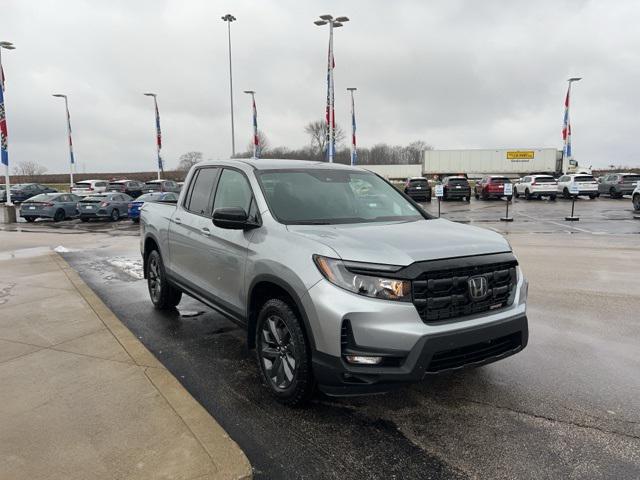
403,177 -> 431,202
143,179 -> 181,194
108,180 -> 144,199
442,176 -> 471,201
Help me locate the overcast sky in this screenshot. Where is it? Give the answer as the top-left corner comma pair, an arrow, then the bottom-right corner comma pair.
2,0 -> 639,173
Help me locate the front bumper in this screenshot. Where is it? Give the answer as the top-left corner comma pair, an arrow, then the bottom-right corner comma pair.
314,313 -> 528,396
302,270 -> 528,395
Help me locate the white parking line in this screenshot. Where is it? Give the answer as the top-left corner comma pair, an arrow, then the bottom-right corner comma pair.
517,212 -> 594,233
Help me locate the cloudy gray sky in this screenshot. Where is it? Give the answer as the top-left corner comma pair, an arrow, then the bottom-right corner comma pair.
2,0 -> 639,172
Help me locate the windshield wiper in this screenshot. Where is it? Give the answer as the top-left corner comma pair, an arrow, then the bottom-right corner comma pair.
292,220 -> 333,225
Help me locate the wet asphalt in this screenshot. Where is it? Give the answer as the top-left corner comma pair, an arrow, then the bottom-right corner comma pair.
19,195 -> 639,479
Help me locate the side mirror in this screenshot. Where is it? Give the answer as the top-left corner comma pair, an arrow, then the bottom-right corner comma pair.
212,207 -> 257,230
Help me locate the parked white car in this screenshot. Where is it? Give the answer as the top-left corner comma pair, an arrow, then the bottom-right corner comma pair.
71,179 -> 109,197
633,182 -> 640,211
557,174 -> 599,199
514,175 -> 558,200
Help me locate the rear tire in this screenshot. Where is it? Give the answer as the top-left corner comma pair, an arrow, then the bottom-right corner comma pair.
24,216 -> 36,223
256,298 -> 314,406
53,209 -> 65,222
589,194 -> 597,199
80,217 -> 89,223
514,188 -> 519,198
110,209 -> 119,221
525,189 -> 531,200
146,250 -> 182,310
132,218 -> 140,224
475,192 -> 480,200
563,188 -> 570,199
550,194 -> 557,201
633,194 -> 640,211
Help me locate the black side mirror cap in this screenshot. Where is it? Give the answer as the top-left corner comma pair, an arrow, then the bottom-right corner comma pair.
212,207 -> 259,230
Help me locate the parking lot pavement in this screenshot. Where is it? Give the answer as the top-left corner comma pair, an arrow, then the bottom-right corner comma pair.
37,200 -> 639,480
0,242 -> 251,480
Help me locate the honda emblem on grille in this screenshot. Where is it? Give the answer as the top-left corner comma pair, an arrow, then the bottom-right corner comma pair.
468,275 -> 489,301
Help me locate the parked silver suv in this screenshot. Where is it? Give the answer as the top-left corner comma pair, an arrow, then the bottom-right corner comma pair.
141,159 -> 529,405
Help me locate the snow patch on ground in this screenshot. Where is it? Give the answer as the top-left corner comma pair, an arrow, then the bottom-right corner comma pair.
107,257 -> 144,279
54,245 -> 71,253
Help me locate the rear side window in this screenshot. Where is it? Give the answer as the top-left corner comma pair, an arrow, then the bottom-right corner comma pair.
213,169 -> 253,213
186,168 -> 219,216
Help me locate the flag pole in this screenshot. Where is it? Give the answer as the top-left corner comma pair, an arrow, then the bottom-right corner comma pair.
347,87 -> 357,165
0,41 -> 14,206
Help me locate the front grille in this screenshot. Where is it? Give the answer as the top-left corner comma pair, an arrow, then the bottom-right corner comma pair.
412,260 -> 517,323
427,332 -> 522,372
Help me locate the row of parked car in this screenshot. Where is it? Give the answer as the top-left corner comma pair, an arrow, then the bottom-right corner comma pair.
19,191 -> 179,223
402,173 -> 640,210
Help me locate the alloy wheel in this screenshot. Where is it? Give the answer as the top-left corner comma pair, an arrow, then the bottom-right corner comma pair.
147,255 -> 161,303
259,315 -> 297,390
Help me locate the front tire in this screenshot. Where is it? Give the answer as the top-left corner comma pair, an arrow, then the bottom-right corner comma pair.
110,209 -> 120,221
525,189 -> 531,200
514,188 -> 519,198
550,194 -> 557,201
146,250 -> 182,310
256,298 -> 314,406
563,188 -> 570,199
633,194 -> 640,211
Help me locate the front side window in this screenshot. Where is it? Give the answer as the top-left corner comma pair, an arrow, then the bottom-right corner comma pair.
186,168 -> 219,216
213,169 -> 253,213
258,169 -> 425,225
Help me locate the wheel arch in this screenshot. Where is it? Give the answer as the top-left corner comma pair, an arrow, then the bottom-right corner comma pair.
247,275 -> 316,351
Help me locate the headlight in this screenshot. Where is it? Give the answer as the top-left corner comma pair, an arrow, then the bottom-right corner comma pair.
313,255 -> 411,302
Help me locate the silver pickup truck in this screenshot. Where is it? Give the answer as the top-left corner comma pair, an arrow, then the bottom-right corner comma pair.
140,159 -> 528,405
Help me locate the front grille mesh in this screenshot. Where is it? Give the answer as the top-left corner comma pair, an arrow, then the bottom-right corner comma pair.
412,261 -> 517,323
427,332 -> 522,372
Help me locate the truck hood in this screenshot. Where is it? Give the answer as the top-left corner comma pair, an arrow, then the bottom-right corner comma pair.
287,219 -> 511,266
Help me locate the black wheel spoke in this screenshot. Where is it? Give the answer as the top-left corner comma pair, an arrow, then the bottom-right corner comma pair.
260,312 -> 298,391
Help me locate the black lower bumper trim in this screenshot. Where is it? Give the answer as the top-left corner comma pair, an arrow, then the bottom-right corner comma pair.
314,314 -> 528,396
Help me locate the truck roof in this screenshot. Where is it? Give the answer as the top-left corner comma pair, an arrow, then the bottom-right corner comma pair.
198,158 -> 365,172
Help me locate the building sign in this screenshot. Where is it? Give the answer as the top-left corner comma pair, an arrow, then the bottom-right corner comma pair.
506,151 -> 535,161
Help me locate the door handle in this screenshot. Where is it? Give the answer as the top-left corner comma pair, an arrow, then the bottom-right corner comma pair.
174,217 -> 182,224
201,227 -> 210,236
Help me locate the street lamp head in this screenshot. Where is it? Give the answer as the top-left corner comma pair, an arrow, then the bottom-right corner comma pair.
319,14 -> 333,20
568,77 -> 582,82
143,93 -> 157,97
1,45 -> 16,50
333,22 -> 343,28
52,94 -> 67,98
314,20 -> 328,26
243,90 -> 255,94
221,14 -> 236,22
335,16 -> 349,22
347,87 -> 357,92
0,41 -> 14,47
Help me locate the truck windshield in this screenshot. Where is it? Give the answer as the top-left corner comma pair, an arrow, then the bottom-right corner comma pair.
258,169 -> 426,225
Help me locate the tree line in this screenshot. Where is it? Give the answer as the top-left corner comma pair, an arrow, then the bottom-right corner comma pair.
176,120 -> 432,171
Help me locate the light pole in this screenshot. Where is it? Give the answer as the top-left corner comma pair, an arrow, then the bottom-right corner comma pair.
314,14 -> 349,163
143,93 -> 163,179
1,41 -> 15,205
52,94 -> 76,191
243,90 -> 259,159
563,77 -> 582,167
347,87 -> 357,165
222,13 -> 237,157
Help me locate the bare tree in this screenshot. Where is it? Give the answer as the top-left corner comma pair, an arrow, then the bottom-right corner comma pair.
245,130 -> 270,156
13,161 -> 48,177
304,120 -> 346,158
176,151 -> 203,171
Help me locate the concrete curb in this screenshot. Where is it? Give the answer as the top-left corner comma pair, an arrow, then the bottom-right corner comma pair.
51,252 -> 253,480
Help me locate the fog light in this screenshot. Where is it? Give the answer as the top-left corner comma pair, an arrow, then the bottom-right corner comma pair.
345,355 -> 382,365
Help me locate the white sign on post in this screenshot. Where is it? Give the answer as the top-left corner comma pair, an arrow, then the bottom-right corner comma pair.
569,183 -> 579,195
435,185 -> 444,198
504,183 -> 513,196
